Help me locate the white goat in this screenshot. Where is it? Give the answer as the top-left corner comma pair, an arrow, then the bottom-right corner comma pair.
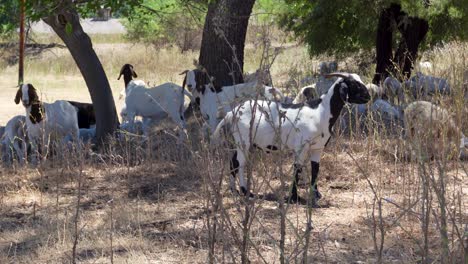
198,82 -> 285,132
212,72 -> 371,203
1,115 -> 27,165
404,101 -> 466,160
14,84 -> 79,163
118,64 -> 193,137
123,81 -> 192,138
182,69 -> 285,132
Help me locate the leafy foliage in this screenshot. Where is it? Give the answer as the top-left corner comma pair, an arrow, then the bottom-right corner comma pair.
123,0 -> 207,50
0,1 -> 19,37
280,0 -> 468,56
25,0 -> 143,21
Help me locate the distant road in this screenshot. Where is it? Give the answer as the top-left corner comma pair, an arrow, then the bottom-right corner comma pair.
30,18 -> 127,34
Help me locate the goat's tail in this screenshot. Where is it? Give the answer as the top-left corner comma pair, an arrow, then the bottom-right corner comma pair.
211,112 -> 233,145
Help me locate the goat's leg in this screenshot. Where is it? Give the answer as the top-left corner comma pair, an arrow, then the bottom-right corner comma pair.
229,151 -> 240,194
288,163 -> 303,203
310,150 -> 323,202
232,147 -> 253,197
286,149 -> 308,203
13,140 -> 25,165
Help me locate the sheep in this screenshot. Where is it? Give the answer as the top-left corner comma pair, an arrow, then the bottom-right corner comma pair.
405,72 -> 451,99
66,101 -> 96,129
404,101 -> 466,160
1,115 -> 27,165
14,83 -> 79,163
212,72 -> 371,203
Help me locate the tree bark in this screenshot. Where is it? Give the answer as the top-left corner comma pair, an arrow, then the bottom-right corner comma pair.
43,6 -> 119,143
199,0 -> 256,87
373,3 -> 429,84
393,16 -> 429,79
372,4 -> 401,84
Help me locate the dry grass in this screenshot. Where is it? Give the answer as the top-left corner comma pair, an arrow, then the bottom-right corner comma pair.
0,31 -> 467,263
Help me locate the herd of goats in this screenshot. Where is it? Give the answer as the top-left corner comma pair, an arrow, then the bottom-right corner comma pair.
1,61 -> 466,202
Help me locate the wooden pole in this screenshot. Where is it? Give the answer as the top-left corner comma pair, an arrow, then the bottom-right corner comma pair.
18,0 -> 25,86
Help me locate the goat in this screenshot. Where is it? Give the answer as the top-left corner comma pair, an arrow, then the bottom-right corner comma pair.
182,69 -> 285,132
14,84 -> 79,163
1,115 -> 27,165
197,81 -> 286,133
122,80 -> 192,139
405,72 -> 451,99
404,101 -> 466,160
383,76 -> 405,105
212,72 -> 371,203
66,101 -> 96,129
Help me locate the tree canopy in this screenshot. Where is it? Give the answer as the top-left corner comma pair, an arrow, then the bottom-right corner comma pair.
280,0 -> 468,57
0,1 -> 19,37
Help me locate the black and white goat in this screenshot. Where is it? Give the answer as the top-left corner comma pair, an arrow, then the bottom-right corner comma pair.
181,69 -> 285,132
66,101 -> 96,129
1,115 -> 27,165
14,84 -> 79,163
212,73 -> 371,203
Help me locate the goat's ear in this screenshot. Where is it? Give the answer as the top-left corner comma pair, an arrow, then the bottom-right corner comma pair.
182,75 -> 186,89
179,70 -> 189,75
14,88 -> 22,104
131,68 -> 138,78
117,65 -> 125,80
28,84 -> 39,102
339,82 -> 349,102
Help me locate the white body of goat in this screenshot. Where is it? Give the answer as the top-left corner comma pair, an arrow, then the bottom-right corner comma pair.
404,101 -> 466,159
1,115 -> 27,164
15,84 -> 79,163
199,81 -> 285,132
212,73 -> 371,202
122,81 -> 192,137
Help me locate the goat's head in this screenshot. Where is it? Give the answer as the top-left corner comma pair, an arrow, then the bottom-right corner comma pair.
118,64 -> 138,88
15,83 -> 39,107
180,69 -> 212,105
326,73 -> 370,104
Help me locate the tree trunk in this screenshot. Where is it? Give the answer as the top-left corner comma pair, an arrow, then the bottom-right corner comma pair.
373,3 -> 429,84
372,4 -> 401,84
393,16 -> 429,79
43,6 -> 119,143
199,0 -> 256,86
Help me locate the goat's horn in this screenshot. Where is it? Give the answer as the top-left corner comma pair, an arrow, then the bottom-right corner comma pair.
324,72 -> 350,79
179,70 -> 189,75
